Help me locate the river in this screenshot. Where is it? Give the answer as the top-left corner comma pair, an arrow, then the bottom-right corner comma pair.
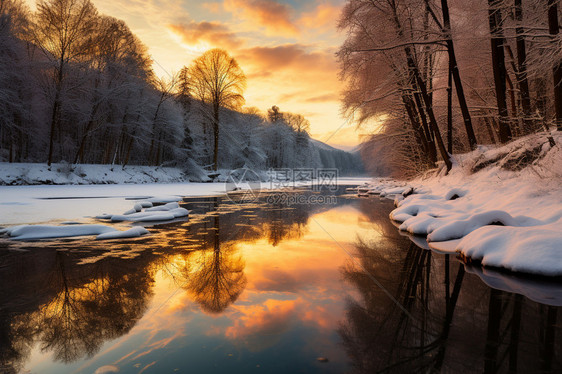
0,186 -> 560,373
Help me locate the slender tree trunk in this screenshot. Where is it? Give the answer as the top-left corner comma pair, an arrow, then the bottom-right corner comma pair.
506,72 -> 520,136
548,0 -> 562,131
441,0 -> 478,149
488,0 -> 513,143
484,117 -> 498,143
514,0 -> 533,133
213,104 -> 219,171
447,64 -> 453,153
47,93 -> 61,166
390,4 -> 452,171
402,94 -> 435,163
413,92 -> 434,146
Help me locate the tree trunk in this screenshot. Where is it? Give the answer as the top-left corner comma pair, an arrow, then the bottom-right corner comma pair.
548,0 -> 562,131
47,95 -> 60,166
402,93 -> 436,163
447,64 -> 453,153
213,104 -> 220,171
505,72 -> 520,136
488,0 -> 513,143
441,0 -> 478,149
390,4 -> 452,171
514,0 -> 533,133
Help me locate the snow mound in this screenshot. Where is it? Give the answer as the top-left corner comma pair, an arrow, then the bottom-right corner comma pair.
98,201 -> 189,223
4,224 -> 150,241
457,221 -> 562,276
146,195 -> 183,203
96,226 -> 149,240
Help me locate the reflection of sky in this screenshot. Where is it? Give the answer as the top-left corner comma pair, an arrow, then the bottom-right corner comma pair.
23,205 -> 377,374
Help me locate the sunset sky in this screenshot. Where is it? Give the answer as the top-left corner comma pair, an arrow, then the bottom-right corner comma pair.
27,0 -> 369,149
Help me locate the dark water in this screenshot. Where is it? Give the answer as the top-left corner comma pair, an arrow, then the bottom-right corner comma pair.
0,187 -> 561,373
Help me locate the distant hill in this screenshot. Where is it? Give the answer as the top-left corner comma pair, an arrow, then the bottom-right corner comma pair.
310,139 -> 365,176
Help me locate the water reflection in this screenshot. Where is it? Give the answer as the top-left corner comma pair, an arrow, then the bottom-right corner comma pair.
172,200 -> 247,314
0,249 -> 154,373
340,211 -> 562,373
0,189 -> 560,373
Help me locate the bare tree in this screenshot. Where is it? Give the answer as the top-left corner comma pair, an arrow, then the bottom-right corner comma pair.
548,0 -> 562,131
186,48 -> 246,171
33,0 -> 98,165
488,0 -> 513,142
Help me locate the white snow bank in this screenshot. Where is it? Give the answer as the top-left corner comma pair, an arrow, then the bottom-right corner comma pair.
0,162 -> 198,186
366,131 -> 562,276
457,221 -> 562,276
4,224 -> 149,241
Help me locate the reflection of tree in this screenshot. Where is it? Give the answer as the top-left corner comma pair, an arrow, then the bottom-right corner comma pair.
178,207 -> 247,314
0,310 -> 34,374
339,239 -> 442,373
36,252 -> 154,363
182,246 -> 247,314
0,251 -> 154,366
341,230 -> 562,373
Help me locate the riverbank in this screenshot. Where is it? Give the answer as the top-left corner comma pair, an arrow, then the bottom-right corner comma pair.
359,131 -> 562,276
0,162 -> 205,185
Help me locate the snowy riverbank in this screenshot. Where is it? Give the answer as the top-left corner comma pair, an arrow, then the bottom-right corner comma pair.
358,131 -> 562,276
0,162 -> 198,185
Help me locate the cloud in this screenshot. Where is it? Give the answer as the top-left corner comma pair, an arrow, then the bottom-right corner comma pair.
94,366 -> 119,374
234,44 -> 341,107
253,268 -> 300,292
225,0 -> 299,36
299,2 -> 342,32
237,44 -> 337,72
304,93 -> 340,103
168,21 -> 243,49
202,2 -> 221,13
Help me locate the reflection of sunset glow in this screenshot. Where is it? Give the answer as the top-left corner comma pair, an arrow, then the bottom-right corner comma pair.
21,200 -> 377,373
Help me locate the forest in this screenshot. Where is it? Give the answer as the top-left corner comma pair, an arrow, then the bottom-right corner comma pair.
0,0 -> 362,178
339,0 -> 562,178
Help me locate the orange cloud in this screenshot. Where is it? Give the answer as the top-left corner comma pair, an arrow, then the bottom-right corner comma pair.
299,2 -> 342,31
304,93 -> 340,103
225,0 -> 299,36
237,44 -> 337,73
224,297 -> 342,351
168,21 -> 243,49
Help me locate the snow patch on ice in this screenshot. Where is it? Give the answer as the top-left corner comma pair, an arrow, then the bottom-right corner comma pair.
96,226 -> 149,240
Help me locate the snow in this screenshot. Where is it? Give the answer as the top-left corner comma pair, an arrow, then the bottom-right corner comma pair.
0,162 -> 191,185
363,131 -> 562,276
0,183 -> 225,225
107,207 -> 189,222
4,224 -> 149,241
0,177 -> 368,225
95,226 -> 149,240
